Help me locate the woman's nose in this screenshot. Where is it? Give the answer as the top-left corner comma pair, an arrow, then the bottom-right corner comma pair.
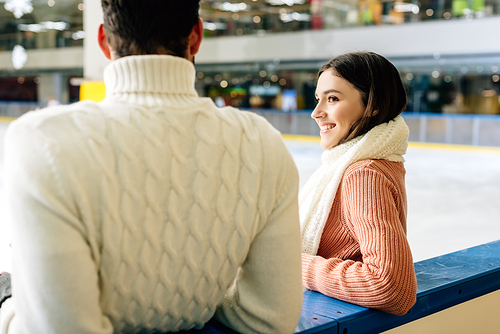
311,105 -> 324,119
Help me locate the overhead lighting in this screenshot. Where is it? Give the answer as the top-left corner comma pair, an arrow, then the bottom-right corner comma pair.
203,21 -> 227,31
72,30 -> 85,40
213,2 -> 248,12
4,0 -> 33,18
12,44 -> 28,70
17,21 -> 69,33
280,12 -> 310,22
266,0 -> 306,5
394,2 -> 420,14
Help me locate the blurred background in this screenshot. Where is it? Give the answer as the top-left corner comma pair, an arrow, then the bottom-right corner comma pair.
1,0 -> 500,146
0,1 -> 499,273
0,0 -> 498,110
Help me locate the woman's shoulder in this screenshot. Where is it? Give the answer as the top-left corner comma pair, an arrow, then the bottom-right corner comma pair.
344,159 -> 405,180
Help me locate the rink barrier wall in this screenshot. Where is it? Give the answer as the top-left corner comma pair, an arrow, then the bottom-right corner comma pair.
282,134 -> 500,153
186,240 -> 500,334
255,110 -> 500,148
1,104 -> 499,147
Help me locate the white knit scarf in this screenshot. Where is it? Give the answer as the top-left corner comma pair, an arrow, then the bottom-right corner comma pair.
299,116 -> 410,255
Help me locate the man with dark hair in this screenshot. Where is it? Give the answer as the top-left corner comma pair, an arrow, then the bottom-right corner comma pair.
0,1 -> 303,333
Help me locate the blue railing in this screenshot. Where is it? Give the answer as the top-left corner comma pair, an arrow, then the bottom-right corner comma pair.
186,240 -> 500,333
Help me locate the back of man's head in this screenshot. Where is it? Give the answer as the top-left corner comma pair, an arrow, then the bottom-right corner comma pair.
101,0 -> 200,58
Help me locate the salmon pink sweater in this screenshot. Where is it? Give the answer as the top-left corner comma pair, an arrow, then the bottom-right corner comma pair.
301,159 -> 417,315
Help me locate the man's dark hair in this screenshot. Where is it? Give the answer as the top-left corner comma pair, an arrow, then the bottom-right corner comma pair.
318,52 -> 407,145
101,0 -> 200,58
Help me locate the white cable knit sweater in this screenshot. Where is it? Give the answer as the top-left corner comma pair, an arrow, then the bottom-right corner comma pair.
0,55 -> 303,334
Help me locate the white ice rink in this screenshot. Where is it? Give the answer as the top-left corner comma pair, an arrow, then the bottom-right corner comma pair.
1,121 -> 500,273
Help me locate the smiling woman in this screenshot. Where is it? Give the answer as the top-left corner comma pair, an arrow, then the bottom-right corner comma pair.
313,72 -> 366,149
300,52 -> 417,316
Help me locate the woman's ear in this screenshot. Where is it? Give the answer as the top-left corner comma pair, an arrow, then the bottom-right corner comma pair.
98,24 -> 112,60
372,109 -> 379,116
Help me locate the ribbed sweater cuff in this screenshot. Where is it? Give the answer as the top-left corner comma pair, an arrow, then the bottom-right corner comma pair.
301,253 -> 316,289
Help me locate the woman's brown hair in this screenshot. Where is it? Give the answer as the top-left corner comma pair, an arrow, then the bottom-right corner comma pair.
318,52 -> 407,145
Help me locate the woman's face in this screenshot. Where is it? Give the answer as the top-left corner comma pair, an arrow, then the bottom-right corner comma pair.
312,70 -> 366,150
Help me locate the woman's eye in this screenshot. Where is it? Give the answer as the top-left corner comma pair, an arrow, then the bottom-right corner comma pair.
328,96 -> 338,102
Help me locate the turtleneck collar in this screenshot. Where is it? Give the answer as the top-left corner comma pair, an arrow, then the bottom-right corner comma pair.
102,55 -> 199,106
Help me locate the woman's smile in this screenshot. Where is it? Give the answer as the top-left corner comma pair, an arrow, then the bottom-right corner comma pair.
319,123 -> 336,133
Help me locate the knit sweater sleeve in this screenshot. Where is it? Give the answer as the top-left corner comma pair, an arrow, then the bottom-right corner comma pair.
214,124 -> 303,334
301,165 -> 417,315
1,117 -> 113,334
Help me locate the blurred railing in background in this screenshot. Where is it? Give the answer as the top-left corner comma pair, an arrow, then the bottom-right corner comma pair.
253,109 -> 500,147
1,0 -> 500,51
0,101 -> 44,117
201,0 -> 499,38
2,103 -> 499,147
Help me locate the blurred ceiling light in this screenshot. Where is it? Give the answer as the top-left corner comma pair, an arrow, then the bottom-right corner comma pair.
72,30 -> 85,40
444,75 -> 452,83
492,75 -> 500,82
431,71 -> 440,78
232,13 -> 239,20
12,45 -> 27,70
394,2 -> 419,14
47,0 -> 54,7
203,21 -> 227,31
213,2 -> 248,12
253,16 -> 261,23
443,11 -> 451,19
220,80 -> 228,88
266,0 -> 306,5
477,66 -> 484,73
4,0 -> 33,18
491,66 -> 499,73
280,12 -> 311,22
78,3 -> 84,11
18,21 -> 69,33
426,8 -> 433,16
460,66 -> 468,74
406,73 -> 414,80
